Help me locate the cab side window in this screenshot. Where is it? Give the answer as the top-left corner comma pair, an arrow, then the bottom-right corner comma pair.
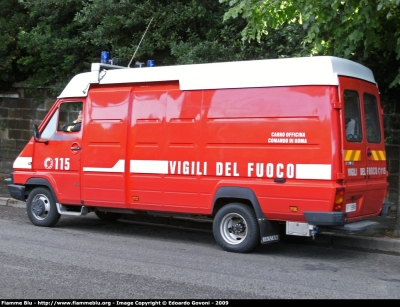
344,90 -> 362,142
58,102 -> 83,132
363,93 -> 381,143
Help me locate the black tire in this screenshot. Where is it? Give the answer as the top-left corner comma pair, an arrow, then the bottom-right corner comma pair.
26,187 -> 61,227
213,202 -> 260,253
94,210 -> 122,222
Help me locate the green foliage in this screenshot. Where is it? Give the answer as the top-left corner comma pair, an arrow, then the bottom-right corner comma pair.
16,0 -> 90,96
0,0 -> 29,91
1,0 -> 308,96
2,0 -> 399,105
74,0 -> 223,66
220,0 -> 400,90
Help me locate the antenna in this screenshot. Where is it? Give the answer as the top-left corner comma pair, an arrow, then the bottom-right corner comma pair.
128,17 -> 154,68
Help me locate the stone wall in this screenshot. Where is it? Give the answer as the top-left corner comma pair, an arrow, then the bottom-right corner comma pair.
0,89 -> 55,180
383,100 -> 400,208
0,87 -> 399,212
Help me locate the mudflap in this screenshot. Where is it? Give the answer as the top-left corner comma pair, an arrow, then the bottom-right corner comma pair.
259,218 -> 280,244
380,203 -> 391,217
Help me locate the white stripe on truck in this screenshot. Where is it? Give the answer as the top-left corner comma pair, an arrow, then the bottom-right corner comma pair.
130,160 -> 169,174
83,159 -> 125,172
13,157 -> 32,169
295,164 -> 332,180
81,159 -> 332,180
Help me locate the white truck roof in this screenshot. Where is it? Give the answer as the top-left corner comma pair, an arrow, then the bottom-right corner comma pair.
58,56 -> 377,98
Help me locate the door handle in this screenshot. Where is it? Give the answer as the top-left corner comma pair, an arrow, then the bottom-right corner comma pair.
71,146 -> 82,151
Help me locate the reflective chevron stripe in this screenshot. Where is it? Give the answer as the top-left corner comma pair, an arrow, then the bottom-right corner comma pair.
370,150 -> 386,161
344,150 -> 362,161
344,150 -> 386,161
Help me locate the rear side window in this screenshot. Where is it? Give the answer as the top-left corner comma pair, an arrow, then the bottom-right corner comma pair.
344,90 -> 362,142
364,93 -> 381,143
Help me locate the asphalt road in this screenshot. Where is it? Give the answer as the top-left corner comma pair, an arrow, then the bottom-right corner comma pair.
1,205 -> 400,300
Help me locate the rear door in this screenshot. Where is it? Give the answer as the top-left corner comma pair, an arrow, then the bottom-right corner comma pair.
339,77 -> 387,218
360,81 -> 387,215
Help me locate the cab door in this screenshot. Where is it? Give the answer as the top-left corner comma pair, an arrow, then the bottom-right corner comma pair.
32,101 -> 83,204
339,77 -> 386,217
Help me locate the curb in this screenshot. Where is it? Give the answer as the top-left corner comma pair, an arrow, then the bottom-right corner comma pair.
306,232 -> 400,254
0,196 -> 399,254
0,197 -> 25,208
331,234 -> 400,254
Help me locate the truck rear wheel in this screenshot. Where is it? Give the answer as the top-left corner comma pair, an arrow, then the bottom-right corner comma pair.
94,210 -> 122,222
213,202 -> 260,253
26,187 -> 61,227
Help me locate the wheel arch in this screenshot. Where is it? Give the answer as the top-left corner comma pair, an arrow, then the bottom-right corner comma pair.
212,186 -> 264,220
212,186 -> 280,245
25,178 -> 59,203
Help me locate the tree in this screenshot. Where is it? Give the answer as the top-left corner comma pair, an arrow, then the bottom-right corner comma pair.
11,0 -> 308,94
0,0 -> 29,91
16,0 -> 90,96
73,0 -> 308,65
219,0 -> 400,88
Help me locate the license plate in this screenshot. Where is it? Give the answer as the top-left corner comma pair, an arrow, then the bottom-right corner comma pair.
346,203 -> 357,212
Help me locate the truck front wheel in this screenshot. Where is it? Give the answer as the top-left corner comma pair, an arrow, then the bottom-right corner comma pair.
213,203 -> 260,253
26,187 -> 60,227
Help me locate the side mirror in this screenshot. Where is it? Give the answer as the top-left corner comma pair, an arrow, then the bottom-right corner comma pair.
33,124 -> 40,141
32,124 -> 48,144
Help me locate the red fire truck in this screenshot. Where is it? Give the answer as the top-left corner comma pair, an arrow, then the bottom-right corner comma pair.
8,56 -> 390,253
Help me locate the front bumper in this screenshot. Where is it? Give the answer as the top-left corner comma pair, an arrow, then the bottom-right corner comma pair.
8,184 -> 26,202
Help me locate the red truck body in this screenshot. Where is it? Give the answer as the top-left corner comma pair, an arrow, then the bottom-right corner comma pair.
8,56 -> 389,252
